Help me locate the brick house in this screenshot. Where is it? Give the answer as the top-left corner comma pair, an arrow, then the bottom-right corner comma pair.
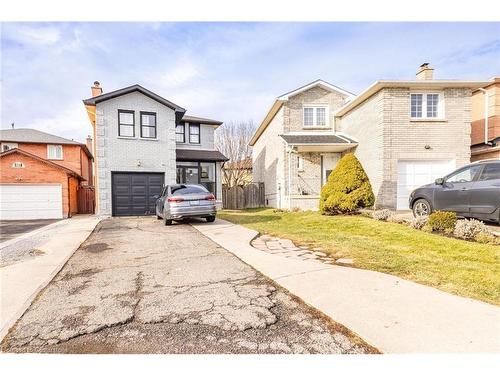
0,129 -> 94,219
470,77 -> 500,161
251,64 -> 488,210
83,82 -> 227,217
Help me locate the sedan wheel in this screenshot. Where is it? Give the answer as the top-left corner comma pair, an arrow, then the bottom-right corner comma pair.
413,199 -> 431,218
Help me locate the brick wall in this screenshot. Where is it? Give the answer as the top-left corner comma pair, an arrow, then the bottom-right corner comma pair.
95,91 -> 177,216
17,143 -> 84,176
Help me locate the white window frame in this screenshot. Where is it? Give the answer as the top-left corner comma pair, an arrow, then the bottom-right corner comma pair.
47,144 -> 63,160
1,142 -> 18,152
410,92 -> 445,120
303,105 -> 330,128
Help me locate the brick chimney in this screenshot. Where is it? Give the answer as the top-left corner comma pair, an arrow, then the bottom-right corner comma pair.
416,63 -> 434,80
91,81 -> 103,97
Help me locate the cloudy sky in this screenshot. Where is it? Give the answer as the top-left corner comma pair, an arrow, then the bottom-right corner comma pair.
1,22 -> 499,142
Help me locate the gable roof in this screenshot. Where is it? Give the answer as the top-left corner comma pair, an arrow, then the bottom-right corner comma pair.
83,84 -> 186,113
249,79 -> 356,146
334,79 -> 491,117
277,79 -> 356,101
0,148 -> 85,180
0,128 -> 93,159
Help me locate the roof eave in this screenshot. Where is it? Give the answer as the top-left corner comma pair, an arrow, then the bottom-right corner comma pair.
249,100 -> 284,146
335,80 -> 492,117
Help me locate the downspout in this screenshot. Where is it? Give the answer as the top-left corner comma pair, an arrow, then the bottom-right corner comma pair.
478,88 -> 489,145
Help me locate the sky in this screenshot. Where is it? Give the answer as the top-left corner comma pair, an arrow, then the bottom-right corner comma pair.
1,22 -> 499,143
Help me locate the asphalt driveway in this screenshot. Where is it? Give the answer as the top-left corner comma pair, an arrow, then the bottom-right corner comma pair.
1,217 -> 375,354
0,219 -> 60,243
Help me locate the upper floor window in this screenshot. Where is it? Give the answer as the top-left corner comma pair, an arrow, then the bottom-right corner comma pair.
411,93 -> 443,119
140,112 -> 157,139
1,142 -> 18,152
118,109 -> 135,137
189,123 -> 200,144
176,124 -> 185,143
47,144 -> 63,160
303,105 -> 329,127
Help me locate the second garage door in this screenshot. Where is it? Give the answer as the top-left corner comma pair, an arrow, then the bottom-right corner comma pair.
0,184 -> 63,220
111,172 -> 164,216
397,160 -> 455,210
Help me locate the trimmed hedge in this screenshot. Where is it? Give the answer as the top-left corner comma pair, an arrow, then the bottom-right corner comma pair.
428,211 -> 457,232
319,153 -> 375,214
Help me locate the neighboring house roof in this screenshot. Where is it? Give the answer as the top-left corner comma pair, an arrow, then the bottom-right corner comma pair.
176,149 -> 229,162
0,148 -> 85,180
280,133 -> 357,145
335,80 -> 491,117
0,128 -> 93,159
249,79 -> 355,146
82,84 -> 186,113
181,115 -> 223,126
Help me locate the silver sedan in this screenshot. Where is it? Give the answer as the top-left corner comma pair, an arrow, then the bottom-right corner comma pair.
155,184 -> 216,225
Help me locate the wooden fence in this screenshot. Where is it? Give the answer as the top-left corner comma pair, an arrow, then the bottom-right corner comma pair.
77,186 -> 95,214
222,182 -> 265,209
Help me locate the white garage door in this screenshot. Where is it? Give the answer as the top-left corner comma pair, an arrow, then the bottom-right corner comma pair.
0,184 -> 63,220
397,160 -> 455,210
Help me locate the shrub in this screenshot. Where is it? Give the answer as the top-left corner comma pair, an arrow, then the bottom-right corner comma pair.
372,209 -> 391,221
408,216 -> 428,230
453,219 -> 491,240
421,224 -> 434,233
319,154 -> 375,215
428,211 -> 457,232
474,232 -> 497,244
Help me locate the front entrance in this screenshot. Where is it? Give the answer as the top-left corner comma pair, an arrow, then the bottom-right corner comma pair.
321,154 -> 340,185
176,161 -> 217,196
111,172 -> 164,216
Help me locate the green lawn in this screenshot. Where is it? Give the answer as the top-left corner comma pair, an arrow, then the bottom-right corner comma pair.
217,208 -> 500,305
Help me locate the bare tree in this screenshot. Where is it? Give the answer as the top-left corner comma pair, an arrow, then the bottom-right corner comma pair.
215,120 -> 256,187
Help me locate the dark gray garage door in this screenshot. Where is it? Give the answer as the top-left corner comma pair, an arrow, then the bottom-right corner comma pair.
111,172 -> 164,216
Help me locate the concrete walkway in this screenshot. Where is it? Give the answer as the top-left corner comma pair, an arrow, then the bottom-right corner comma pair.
0,215 -> 100,341
192,219 -> 500,354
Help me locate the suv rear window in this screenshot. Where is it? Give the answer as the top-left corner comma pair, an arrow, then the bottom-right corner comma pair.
171,185 -> 208,195
479,163 -> 500,181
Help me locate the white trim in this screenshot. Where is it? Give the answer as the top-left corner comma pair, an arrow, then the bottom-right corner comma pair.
303,104 -> 330,128
278,79 -> 356,101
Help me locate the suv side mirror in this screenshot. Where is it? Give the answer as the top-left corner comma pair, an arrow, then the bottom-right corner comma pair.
435,178 -> 444,185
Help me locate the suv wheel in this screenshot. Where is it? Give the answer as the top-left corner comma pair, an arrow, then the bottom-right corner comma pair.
413,199 -> 432,218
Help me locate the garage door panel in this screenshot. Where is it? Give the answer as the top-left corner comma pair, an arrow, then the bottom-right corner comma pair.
397,160 -> 455,210
111,173 -> 164,216
0,184 -> 63,220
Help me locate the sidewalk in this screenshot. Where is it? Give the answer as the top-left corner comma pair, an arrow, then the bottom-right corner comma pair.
0,215 -> 100,341
192,219 -> 500,354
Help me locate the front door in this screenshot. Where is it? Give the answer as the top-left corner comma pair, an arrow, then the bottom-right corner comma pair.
434,164 -> 482,214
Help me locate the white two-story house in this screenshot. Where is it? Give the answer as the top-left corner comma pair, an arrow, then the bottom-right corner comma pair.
83,82 -> 227,216
251,64 -> 488,211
